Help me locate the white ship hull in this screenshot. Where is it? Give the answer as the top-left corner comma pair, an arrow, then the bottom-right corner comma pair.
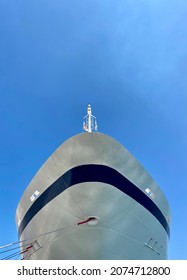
16,133 -> 170,259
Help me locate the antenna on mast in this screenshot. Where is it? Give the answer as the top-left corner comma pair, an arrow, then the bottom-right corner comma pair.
83,104 -> 98,132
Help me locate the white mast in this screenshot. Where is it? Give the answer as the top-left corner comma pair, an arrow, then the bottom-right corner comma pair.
87,104 -> 92,132
83,104 -> 98,133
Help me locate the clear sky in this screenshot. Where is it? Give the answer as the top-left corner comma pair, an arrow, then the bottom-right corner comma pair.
0,0 -> 186,259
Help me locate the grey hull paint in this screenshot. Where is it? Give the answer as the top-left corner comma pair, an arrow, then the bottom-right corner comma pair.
16,133 -> 170,259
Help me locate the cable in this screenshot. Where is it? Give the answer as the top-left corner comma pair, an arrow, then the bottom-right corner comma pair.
0,243 -> 32,255
0,224 -> 77,250
1,218 -> 93,259
0,223 -> 78,260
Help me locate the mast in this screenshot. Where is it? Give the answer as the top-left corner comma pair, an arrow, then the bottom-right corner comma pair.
83,104 -> 98,132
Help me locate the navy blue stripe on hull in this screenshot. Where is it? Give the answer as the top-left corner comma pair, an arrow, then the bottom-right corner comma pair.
18,164 -> 170,237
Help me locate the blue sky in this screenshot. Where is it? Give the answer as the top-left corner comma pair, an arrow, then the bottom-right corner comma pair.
0,0 -> 187,259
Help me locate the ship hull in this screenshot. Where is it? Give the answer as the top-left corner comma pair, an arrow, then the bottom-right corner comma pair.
16,133 -> 170,259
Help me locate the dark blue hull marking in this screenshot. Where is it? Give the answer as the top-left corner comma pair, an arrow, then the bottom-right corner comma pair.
18,164 -> 170,237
